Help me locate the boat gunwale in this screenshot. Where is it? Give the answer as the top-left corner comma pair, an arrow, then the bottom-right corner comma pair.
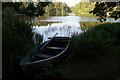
20,37 -> 70,66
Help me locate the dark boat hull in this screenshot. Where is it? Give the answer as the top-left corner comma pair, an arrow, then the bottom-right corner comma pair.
20,36 -> 70,74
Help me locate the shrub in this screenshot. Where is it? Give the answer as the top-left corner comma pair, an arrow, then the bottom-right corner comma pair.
69,23 -> 120,58
2,17 -> 34,80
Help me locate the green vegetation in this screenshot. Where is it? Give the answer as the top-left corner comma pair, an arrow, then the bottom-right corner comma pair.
71,2 -> 95,16
70,23 -> 120,57
33,2 -> 71,19
2,2 -> 71,17
33,67 -> 63,80
71,1 -> 120,21
29,23 -> 120,80
45,2 -> 71,16
2,17 -> 34,80
80,22 -> 109,31
90,2 -> 120,21
59,23 -> 120,79
2,2 -> 50,80
2,2 -> 50,16
2,2 -> 120,80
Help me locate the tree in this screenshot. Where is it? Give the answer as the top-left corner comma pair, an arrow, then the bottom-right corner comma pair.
27,3 -> 36,16
90,2 -> 120,22
2,2 -> 50,16
36,2 -> 50,16
44,2 -> 71,16
71,2 -> 95,15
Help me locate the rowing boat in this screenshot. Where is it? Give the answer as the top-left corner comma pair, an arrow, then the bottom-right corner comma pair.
19,33 -> 70,74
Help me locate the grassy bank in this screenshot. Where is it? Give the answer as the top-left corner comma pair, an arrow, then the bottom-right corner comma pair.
2,13 -> 34,80
70,23 -> 120,57
59,23 -> 120,80
80,22 -> 110,31
76,14 -> 96,17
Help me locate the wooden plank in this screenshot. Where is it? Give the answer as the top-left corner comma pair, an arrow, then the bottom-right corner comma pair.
48,37 -> 70,40
47,47 -> 65,50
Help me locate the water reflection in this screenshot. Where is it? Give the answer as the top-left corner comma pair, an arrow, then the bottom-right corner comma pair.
32,22 -> 82,43
40,16 -> 120,22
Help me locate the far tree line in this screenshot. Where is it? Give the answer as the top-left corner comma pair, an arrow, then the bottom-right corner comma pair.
2,2 -> 71,16
2,1 -> 120,21
71,1 -> 120,21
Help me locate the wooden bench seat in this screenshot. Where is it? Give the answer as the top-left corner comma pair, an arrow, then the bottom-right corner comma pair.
47,47 -> 65,50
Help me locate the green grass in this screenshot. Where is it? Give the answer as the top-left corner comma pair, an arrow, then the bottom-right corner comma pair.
59,23 -> 120,80
77,14 -> 96,17
2,16 -> 34,80
70,23 -> 120,57
60,56 -> 120,80
80,22 -> 110,31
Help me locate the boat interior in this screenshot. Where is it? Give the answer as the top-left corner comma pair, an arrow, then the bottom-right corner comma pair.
32,37 -> 69,61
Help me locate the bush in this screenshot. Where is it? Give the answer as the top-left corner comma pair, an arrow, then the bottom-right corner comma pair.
2,17 -> 34,80
69,23 -> 120,58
